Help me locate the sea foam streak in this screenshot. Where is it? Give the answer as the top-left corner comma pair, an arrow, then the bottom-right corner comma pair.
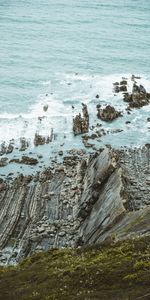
0,73 -> 150,146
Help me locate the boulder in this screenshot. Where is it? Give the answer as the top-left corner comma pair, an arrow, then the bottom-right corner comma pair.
97,105 -> 122,122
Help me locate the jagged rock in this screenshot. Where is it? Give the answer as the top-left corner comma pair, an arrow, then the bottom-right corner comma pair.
0,142 -> 13,156
0,157 -> 8,167
20,138 -> 29,151
34,133 -> 46,146
123,83 -> 150,109
119,85 -> 127,92
6,142 -> 14,154
97,105 -> 122,122
73,104 -> 89,135
123,93 -> 132,103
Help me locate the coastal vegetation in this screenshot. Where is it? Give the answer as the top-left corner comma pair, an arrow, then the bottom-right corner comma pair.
0,236 -> 150,300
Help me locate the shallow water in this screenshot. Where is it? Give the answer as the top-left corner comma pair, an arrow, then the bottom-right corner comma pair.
0,0 -> 150,176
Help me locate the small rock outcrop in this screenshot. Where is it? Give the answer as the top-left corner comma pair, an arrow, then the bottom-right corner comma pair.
10,156 -> 38,165
97,105 -> 122,122
20,138 -> 29,151
123,83 -> 150,108
113,80 -> 128,93
73,103 -> 89,135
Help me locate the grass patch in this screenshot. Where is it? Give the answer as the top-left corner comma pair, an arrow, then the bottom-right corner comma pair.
0,236 -> 150,300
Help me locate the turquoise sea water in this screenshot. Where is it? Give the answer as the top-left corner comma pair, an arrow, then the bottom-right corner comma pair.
0,0 -> 150,149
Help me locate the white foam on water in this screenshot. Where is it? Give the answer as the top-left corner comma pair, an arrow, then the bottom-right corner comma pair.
0,73 -> 150,146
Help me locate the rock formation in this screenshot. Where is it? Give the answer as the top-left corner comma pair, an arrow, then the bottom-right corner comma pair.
0,146 -> 150,265
113,80 -> 128,93
73,103 -> 89,135
19,138 -> 29,151
10,156 -> 38,165
97,105 -> 122,121
123,83 -> 150,108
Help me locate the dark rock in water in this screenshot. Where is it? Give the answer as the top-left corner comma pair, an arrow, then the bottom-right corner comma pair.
21,156 -> 38,165
6,142 -> 14,154
131,74 -> 141,81
0,141 -> 14,156
20,138 -> 29,151
58,151 -> 63,156
147,118 -> 150,122
73,103 -> 89,135
96,104 -> 101,109
123,93 -> 132,103
114,85 -> 120,93
132,83 -> 146,94
10,156 -> 38,165
96,94 -> 100,99
123,83 -> 150,109
113,81 -> 127,93
43,104 -> 49,112
139,84 -> 146,94
34,133 -> 46,146
0,157 -> 8,167
120,80 -> 127,85
119,85 -> 127,92
97,105 -> 122,122
0,142 -> 6,156
132,83 -> 140,93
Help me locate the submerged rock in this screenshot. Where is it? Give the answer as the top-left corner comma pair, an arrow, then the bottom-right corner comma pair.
43,104 -> 49,112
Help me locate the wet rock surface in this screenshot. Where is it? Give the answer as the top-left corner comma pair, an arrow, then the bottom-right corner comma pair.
97,105 -> 122,122
10,156 -> 38,165
123,83 -> 150,108
0,146 -> 150,265
73,103 -> 89,135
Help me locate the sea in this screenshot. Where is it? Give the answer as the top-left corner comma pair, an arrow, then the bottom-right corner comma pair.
0,0 -> 150,175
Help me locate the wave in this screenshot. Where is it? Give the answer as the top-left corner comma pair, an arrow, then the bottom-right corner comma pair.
0,73 -> 150,145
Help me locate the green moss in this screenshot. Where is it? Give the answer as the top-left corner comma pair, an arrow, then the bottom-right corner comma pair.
0,236 -> 150,300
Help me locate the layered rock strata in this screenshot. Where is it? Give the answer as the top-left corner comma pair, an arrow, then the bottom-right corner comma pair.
0,147 -> 150,265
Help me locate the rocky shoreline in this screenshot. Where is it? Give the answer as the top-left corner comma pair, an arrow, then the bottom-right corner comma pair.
0,145 -> 150,265
0,75 -> 150,266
